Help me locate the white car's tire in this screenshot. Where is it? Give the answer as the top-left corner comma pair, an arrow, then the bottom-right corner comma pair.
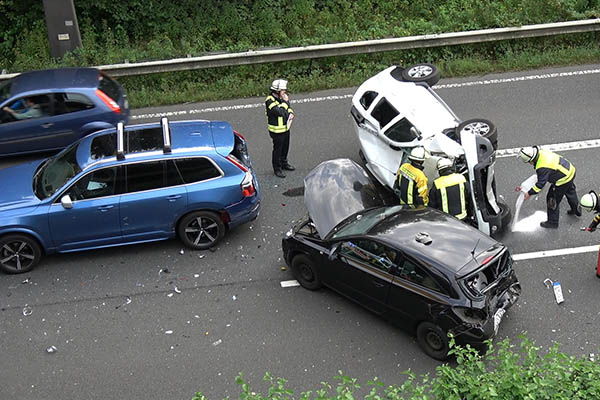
401,63 -> 441,86
457,118 -> 498,149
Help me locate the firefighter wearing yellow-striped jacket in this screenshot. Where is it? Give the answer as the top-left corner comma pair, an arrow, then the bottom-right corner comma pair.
265,79 -> 295,178
394,147 -> 428,207
580,191 -> 600,232
517,146 -> 580,229
429,158 -> 471,221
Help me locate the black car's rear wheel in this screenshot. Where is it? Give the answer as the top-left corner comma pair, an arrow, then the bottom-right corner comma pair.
178,211 -> 225,250
291,254 -> 321,290
416,321 -> 449,360
0,234 -> 42,274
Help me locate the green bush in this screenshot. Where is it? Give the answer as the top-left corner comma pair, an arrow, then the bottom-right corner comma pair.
193,335 -> 600,400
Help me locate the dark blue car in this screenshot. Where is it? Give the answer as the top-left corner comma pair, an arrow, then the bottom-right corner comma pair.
0,118 -> 261,273
0,68 -> 129,156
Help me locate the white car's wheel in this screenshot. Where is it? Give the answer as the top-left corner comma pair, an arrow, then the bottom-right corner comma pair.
457,118 -> 498,149
401,63 -> 441,86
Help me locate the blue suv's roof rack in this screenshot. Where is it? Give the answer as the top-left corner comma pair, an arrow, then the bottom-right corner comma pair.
116,122 -> 125,160
161,117 -> 171,153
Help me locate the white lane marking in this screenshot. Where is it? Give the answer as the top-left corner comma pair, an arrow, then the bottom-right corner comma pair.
513,245 -> 599,261
131,68 -> 600,120
280,280 -> 300,288
497,139 -> 600,158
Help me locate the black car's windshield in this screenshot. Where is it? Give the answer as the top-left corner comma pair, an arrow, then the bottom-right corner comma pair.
330,205 -> 403,239
34,143 -> 82,200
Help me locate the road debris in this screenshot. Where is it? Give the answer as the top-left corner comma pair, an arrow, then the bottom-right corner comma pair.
212,339 -> 222,346
544,278 -> 564,304
281,280 -> 300,288
174,286 -> 181,294
165,330 -> 173,335
22,306 -> 32,316
180,249 -> 185,255
46,346 -> 57,354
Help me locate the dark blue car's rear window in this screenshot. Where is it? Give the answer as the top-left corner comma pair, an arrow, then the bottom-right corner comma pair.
0,80 -> 11,103
98,73 -> 121,102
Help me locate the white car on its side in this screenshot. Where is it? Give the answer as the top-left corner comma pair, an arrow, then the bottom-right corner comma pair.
350,64 -> 510,236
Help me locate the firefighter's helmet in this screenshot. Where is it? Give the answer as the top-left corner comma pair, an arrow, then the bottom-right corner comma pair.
436,157 -> 454,174
408,146 -> 426,163
270,79 -> 288,91
580,191 -> 598,212
519,146 -> 539,163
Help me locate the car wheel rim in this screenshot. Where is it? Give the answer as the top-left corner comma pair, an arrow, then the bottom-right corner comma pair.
1,241 -> 36,271
185,216 -> 219,246
425,330 -> 444,351
299,264 -> 314,282
408,65 -> 432,78
462,122 -> 490,136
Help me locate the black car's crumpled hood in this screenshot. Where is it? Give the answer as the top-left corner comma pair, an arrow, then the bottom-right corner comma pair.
304,159 -> 383,239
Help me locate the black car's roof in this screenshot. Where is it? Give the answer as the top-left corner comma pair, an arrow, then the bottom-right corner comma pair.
368,207 -> 499,275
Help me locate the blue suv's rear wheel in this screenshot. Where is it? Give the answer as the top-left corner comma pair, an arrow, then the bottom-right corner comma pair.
0,234 -> 42,274
178,211 -> 225,250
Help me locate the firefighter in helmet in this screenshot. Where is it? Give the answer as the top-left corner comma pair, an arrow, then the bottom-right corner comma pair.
394,146 -> 428,207
265,79 -> 295,178
580,191 -> 600,232
429,157 -> 471,221
516,145 -> 580,229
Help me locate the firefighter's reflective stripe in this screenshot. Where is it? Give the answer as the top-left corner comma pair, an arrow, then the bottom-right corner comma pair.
397,163 -> 428,206
532,150 -> 576,192
265,95 -> 293,134
434,174 -> 467,220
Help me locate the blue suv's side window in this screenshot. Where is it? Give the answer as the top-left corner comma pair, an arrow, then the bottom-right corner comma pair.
125,161 -> 165,193
175,158 -> 221,183
66,167 -> 120,201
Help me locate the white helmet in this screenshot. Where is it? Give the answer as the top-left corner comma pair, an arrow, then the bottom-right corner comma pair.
437,157 -> 453,173
408,146 -> 426,163
580,192 -> 598,212
519,146 -> 539,163
270,79 -> 288,91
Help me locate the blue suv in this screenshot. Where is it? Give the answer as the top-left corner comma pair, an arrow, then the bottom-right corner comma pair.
0,118 -> 261,273
0,67 -> 129,156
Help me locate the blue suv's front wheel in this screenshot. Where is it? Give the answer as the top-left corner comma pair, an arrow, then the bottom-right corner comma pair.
0,234 -> 42,274
178,211 -> 225,250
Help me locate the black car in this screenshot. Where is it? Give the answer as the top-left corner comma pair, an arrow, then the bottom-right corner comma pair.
282,159 -> 521,360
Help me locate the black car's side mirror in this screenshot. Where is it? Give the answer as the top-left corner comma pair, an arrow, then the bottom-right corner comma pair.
328,243 -> 341,260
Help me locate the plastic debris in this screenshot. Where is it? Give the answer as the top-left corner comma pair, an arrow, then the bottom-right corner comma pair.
159,267 -> 170,275
165,330 -> 173,335
212,339 -> 222,346
22,278 -> 31,284
281,266 -> 287,271
280,280 -> 301,288
126,297 -> 132,304
198,255 -> 205,259
167,293 -> 174,298
179,249 -> 185,255
46,346 -> 57,354
543,278 -> 553,289
194,274 -> 200,278
232,295 -> 237,301
22,306 -> 32,316
174,287 -> 181,294
590,353 -> 596,362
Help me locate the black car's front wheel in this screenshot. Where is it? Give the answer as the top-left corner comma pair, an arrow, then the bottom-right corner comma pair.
416,321 -> 449,360
178,211 -> 225,250
0,234 -> 42,274
291,254 -> 321,290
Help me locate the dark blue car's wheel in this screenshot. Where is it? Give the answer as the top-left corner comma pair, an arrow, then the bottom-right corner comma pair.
0,234 -> 42,274
178,211 -> 225,250
416,321 -> 449,360
291,254 -> 321,290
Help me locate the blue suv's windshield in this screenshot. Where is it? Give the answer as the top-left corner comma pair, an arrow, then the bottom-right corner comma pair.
34,143 -> 82,200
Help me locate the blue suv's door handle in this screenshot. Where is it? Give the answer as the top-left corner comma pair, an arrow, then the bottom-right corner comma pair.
40,123 -> 54,129
167,195 -> 182,202
98,205 -> 114,212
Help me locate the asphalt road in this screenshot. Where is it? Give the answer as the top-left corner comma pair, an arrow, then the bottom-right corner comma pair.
1,64 -> 600,399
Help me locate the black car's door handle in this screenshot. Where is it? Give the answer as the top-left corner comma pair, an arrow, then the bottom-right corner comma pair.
40,123 -> 54,128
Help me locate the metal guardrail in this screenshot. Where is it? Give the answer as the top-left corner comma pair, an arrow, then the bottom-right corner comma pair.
1,19 -> 599,80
